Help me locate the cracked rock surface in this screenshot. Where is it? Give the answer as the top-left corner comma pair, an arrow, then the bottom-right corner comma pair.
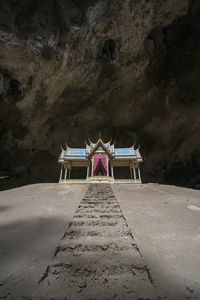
36,184 -> 156,299
0,0 -> 200,190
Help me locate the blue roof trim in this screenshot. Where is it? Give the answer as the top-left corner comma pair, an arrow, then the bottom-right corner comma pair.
67,149 -> 86,156
59,143 -> 142,162
114,156 -> 137,159
115,148 -> 136,156
64,157 -> 87,160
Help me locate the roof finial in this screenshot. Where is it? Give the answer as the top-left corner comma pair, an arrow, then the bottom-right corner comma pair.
88,138 -> 92,145
60,145 -> 64,151
65,142 -> 69,150
107,137 -> 112,144
113,139 -> 116,146
99,132 -> 101,138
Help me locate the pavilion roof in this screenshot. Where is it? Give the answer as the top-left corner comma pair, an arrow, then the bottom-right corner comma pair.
58,138 -> 143,163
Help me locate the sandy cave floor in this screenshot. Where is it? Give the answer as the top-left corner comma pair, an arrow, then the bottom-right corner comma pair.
0,182 -> 200,299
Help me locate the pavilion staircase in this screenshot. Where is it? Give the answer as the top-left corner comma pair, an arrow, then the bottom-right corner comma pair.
37,184 -> 156,299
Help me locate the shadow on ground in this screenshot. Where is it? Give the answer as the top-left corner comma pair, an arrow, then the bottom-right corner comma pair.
0,205 -> 11,214
0,216 -> 70,299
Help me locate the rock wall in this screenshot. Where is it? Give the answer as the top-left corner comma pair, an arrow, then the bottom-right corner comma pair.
0,0 -> 200,189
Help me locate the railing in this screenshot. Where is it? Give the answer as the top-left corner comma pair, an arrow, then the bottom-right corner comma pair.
59,179 -> 87,184
87,176 -> 114,182
59,177 -> 142,184
114,179 -> 142,184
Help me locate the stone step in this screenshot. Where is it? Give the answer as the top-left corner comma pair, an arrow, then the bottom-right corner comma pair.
54,243 -> 136,254
37,273 -> 155,300
52,248 -> 145,271
37,183 -> 156,300
48,261 -> 147,278
62,227 -> 132,238
76,208 -> 121,213
38,275 -> 155,300
81,201 -> 117,205
68,219 -> 127,227
73,214 -> 124,219
57,236 -> 135,250
78,203 -> 120,209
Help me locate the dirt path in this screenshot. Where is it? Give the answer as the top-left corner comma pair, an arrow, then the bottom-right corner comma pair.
36,184 -> 157,299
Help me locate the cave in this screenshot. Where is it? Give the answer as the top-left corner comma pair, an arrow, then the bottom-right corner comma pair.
0,0 -> 200,190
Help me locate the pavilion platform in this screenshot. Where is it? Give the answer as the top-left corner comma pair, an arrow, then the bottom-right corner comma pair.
59,176 -> 142,184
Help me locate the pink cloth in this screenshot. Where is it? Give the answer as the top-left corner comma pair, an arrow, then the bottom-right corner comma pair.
93,154 -> 108,176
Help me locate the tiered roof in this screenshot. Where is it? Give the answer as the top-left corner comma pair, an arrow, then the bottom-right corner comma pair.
58,138 -> 142,163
